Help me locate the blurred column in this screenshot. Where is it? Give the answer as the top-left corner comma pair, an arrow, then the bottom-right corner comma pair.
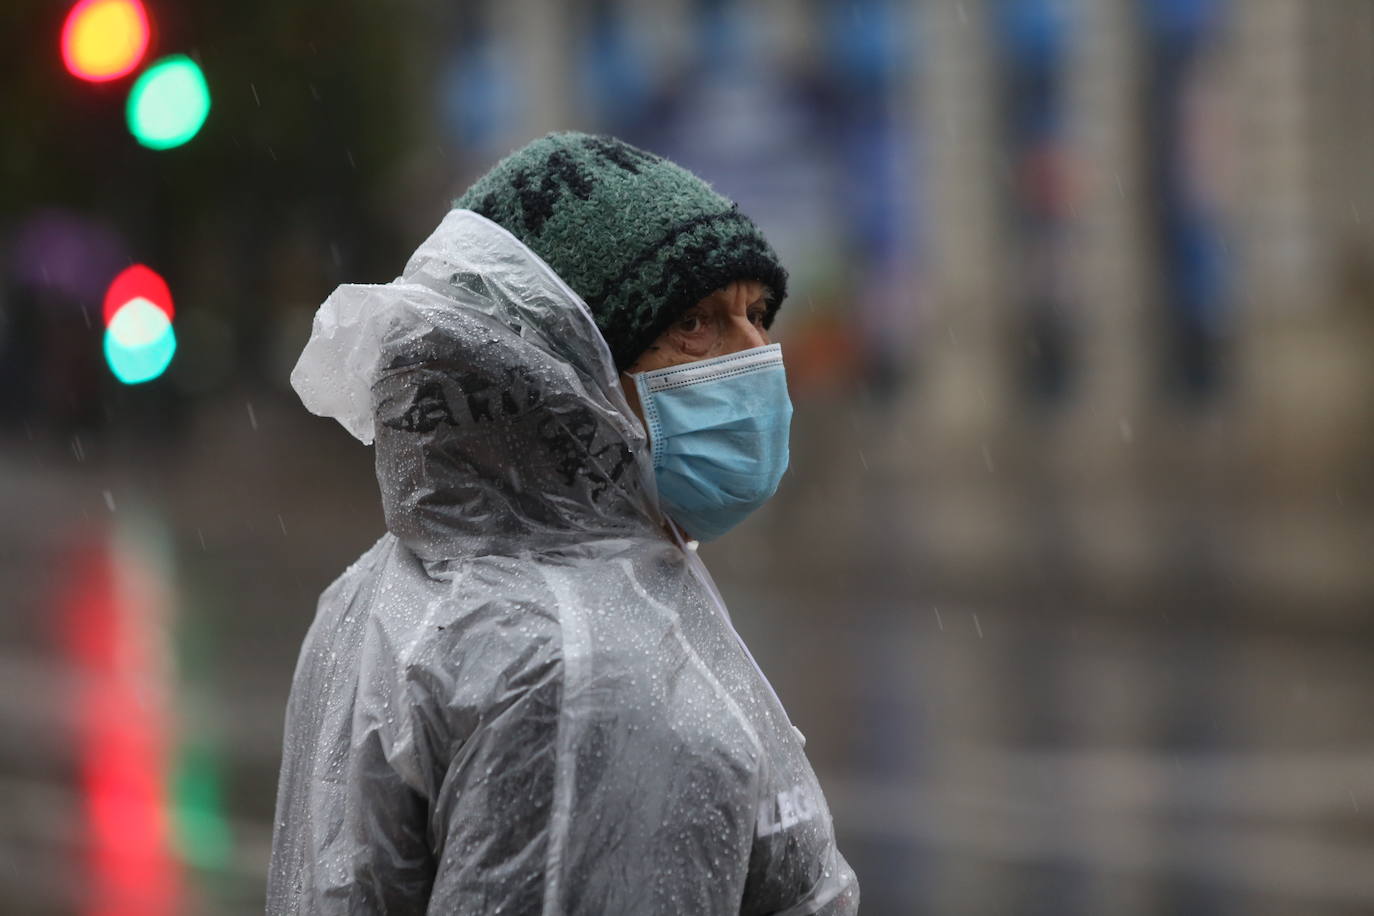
1231,0 -> 1318,317
1313,2 -> 1374,264
634,0 -> 695,74
493,0 -> 580,135
1063,0 -> 1167,421
1056,0 -> 1156,588
756,0 -> 813,63
1232,0 -> 1374,605
902,11 -> 1012,916
902,0 -> 1028,593
909,0 -> 1011,446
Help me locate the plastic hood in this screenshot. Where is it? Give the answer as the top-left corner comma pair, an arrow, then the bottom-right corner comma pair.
291,210 -> 660,559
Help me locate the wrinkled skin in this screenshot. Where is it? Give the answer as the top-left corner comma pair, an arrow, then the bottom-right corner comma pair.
620,279 -> 773,427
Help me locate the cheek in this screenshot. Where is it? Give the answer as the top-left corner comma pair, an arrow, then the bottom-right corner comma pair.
666,331 -> 713,359
630,339 -> 688,373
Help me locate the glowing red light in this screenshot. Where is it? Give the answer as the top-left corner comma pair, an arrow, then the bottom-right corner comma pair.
103,263 -> 173,325
61,0 -> 151,83
58,533 -> 181,916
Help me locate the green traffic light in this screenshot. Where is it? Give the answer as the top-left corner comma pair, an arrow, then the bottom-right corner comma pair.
105,298 -> 177,384
127,55 -> 211,150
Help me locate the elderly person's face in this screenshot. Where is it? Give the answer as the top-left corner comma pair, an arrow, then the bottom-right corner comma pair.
620,280 -> 771,425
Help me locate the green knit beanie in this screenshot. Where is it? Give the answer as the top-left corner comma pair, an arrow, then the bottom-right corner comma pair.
453,132 -> 788,369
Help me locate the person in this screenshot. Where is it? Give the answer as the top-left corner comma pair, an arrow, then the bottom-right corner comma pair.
270,132 -> 859,914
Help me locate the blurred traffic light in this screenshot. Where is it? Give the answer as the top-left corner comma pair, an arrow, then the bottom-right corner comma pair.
103,265 -> 177,385
102,263 -> 173,325
127,56 -> 211,150
61,0 -> 150,82
59,2 -> 212,152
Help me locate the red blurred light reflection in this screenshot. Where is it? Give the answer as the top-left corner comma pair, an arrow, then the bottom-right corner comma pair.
60,532 -> 180,916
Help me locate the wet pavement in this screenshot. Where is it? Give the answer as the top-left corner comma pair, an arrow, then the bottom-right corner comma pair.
2,390 -> 1373,915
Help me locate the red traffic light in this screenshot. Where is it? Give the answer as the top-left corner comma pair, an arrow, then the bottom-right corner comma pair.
102,263 -> 173,325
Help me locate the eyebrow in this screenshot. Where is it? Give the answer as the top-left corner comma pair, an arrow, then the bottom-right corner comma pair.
703,286 -> 773,307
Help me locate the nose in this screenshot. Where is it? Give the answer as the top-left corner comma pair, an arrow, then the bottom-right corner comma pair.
726,312 -> 768,353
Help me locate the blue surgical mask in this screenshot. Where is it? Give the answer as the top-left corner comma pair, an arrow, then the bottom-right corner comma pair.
631,343 -> 793,542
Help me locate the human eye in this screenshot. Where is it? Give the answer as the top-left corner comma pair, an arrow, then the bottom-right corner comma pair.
675,312 -> 706,334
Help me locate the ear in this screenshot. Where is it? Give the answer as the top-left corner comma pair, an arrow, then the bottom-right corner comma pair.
619,370 -> 645,427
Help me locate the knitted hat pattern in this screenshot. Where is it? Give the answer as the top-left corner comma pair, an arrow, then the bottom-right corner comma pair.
454,132 -> 787,369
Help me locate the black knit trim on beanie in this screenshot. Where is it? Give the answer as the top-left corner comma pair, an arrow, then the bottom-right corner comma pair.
585,208 -> 745,309
452,132 -> 788,369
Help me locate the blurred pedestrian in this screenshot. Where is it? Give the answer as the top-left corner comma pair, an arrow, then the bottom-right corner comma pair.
270,133 -> 858,914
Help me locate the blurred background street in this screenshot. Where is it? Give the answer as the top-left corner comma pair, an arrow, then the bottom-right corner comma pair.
4,0 -> 1374,913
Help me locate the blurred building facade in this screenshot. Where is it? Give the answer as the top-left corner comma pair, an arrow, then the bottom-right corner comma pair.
6,0 -> 1371,618
428,0 -> 1374,617
898,0 -> 1374,613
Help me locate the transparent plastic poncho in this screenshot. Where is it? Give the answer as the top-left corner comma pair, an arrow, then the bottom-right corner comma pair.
269,210 -> 859,914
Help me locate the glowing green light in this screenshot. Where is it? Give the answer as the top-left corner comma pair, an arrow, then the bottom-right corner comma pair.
171,742 -> 233,870
105,299 -> 176,384
126,55 -> 211,150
